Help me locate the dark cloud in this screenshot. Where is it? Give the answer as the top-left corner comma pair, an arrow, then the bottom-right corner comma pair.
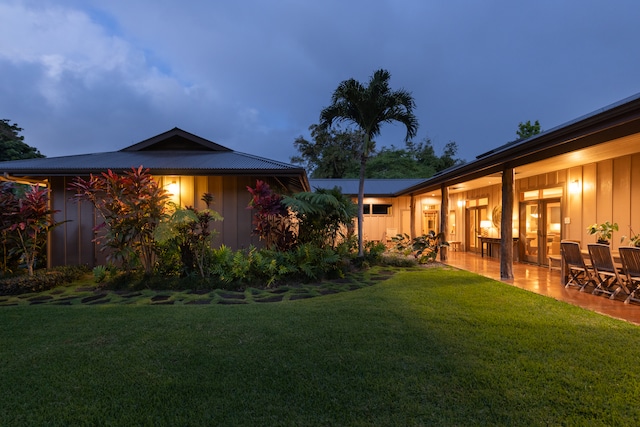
1,0 -> 639,164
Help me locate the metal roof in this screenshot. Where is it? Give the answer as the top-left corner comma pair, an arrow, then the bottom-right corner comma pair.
0,127 -> 309,192
0,150 -> 304,176
398,91 -> 640,196
309,178 -> 425,197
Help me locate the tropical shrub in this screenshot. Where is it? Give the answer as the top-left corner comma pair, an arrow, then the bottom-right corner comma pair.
154,193 -> 223,278
0,265 -> 89,295
0,182 -> 21,274
284,186 -> 357,249
68,166 -> 170,274
391,231 -> 449,263
4,185 -> 64,276
246,180 -> 296,251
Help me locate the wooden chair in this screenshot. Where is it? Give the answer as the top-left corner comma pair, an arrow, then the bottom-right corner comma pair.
561,241 -> 594,291
587,244 -> 629,299
619,247 -> 640,304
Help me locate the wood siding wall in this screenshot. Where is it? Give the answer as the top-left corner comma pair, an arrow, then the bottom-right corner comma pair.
48,175 -> 261,268
446,152 -> 640,254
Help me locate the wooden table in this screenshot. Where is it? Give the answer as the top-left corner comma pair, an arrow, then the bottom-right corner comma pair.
480,237 -> 519,259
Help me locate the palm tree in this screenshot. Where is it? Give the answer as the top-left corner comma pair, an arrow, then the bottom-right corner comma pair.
320,69 -> 418,256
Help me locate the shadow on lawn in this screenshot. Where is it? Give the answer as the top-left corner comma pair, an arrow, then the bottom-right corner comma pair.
0,268 -> 406,307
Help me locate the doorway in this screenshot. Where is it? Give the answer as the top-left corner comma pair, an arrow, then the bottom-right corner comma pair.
520,199 -> 561,265
466,206 -> 488,253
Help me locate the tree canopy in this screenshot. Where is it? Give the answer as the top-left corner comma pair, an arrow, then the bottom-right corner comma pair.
291,124 -> 361,178
516,120 -> 542,140
0,120 -> 45,161
292,129 -> 463,179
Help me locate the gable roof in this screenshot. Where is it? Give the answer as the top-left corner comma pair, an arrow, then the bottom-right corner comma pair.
0,127 -> 309,192
121,127 -> 232,152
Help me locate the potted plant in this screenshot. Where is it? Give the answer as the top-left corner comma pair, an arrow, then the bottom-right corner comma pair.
622,227 -> 640,247
586,221 -> 619,244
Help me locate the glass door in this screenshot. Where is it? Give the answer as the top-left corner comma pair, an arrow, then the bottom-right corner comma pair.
521,202 -> 539,263
520,199 -> 561,265
466,206 -> 487,253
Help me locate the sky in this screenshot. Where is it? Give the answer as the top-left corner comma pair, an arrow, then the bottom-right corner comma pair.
1,0 -> 640,165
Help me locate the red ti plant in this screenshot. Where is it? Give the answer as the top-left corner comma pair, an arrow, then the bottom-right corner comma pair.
6,185 -> 62,276
246,180 -> 296,251
68,166 -> 170,274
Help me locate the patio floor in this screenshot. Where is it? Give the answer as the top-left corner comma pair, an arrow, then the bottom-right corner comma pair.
441,250 -> 640,325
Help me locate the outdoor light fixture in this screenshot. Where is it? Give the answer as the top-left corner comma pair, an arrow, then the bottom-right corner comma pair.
167,179 -> 180,196
569,180 -> 580,194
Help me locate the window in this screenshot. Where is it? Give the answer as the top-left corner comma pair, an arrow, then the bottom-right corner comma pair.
363,204 -> 392,215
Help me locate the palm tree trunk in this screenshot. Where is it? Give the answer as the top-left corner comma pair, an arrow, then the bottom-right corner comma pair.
357,139 -> 368,258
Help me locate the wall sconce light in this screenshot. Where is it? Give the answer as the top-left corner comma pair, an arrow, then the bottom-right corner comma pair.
457,200 -> 465,208
167,179 -> 179,196
569,179 -> 580,194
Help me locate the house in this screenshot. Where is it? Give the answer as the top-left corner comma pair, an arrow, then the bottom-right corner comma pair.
313,92 -> 640,278
0,127 -> 308,268
4,92 -> 640,277
308,178 -> 424,242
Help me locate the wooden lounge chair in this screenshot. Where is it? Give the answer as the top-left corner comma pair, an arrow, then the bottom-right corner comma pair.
561,241 -> 594,291
619,247 -> 640,304
587,244 -> 629,299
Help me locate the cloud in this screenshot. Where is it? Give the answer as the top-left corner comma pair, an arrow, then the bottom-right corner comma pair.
1,0 -> 640,165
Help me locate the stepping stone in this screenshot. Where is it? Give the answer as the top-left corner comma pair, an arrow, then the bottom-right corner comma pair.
186,299 -> 211,305
254,295 -> 283,303
151,295 -> 170,302
290,294 -> 314,300
218,292 -> 245,299
28,295 -> 53,302
218,299 -> 247,305
81,294 -> 108,304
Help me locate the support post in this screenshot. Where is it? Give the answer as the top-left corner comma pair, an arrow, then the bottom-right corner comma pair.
440,184 -> 449,262
410,194 -> 416,239
501,167 -> 515,279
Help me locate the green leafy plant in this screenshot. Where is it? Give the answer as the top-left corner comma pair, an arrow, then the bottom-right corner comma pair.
68,166 -> 170,274
622,227 -> 640,247
6,185 -> 64,276
93,265 -> 108,283
586,221 -> 619,244
154,194 -> 223,278
391,231 -> 448,263
284,186 -> 357,249
247,180 -> 296,251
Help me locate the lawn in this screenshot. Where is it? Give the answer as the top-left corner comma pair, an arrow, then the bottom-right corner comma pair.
1,267 -> 640,425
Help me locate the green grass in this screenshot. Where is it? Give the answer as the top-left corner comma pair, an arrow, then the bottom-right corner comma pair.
1,267 -> 640,425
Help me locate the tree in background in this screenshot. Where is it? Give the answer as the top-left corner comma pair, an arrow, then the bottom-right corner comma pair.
516,120 -> 542,140
319,69 -> 418,257
365,139 -> 463,178
291,124 -> 362,178
0,120 -> 45,161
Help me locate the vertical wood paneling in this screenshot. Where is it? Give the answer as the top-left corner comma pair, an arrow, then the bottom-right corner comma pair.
632,154 -> 640,236
180,175 -> 195,207
567,167 -> 583,242
596,160 -> 614,226
49,177 -> 67,267
613,157 -> 631,249
205,176 -> 224,247
582,163 -> 597,244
